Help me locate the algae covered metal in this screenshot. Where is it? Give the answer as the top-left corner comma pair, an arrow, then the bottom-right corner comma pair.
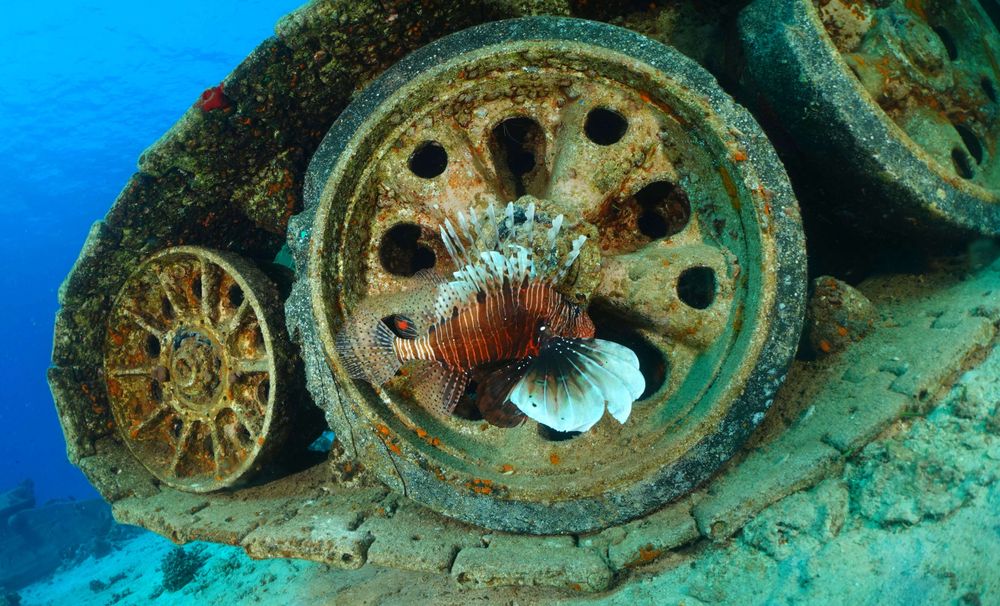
288,17 -> 806,534
740,0 -> 1000,237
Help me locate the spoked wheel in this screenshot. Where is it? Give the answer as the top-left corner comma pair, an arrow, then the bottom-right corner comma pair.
289,17 -> 806,534
104,247 -> 292,492
740,0 -> 1000,237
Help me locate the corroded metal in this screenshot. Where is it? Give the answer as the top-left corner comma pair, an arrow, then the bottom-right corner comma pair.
739,0 -> 1000,237
288,17 -> 807,534
104,247 -> 292,492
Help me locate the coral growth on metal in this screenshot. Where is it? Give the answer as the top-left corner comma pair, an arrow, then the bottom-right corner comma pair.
740,0 -> 1000,237
818,0 -> 999,191
289,17 -> 806,534
104,247 -> 285,492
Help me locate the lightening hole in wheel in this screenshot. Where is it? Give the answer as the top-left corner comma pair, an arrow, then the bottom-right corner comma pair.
491,117 -> 544,196
451,379 -> 484,421
954,124 -> 984,165
379,223 -> 437,276
983,77 -> 997,103
634,181 -> 691,239
538,425 -> 581,441
677,267 -> 716,310
236,424 -> 252,447
161,296 -> 174,320
932,26 -> 958,61
191,276 -> 202,302
228,284 -> 244,308
257,379 -> 269,404
584,107 -> 628,145
589,306 -> 668,400
150,380 -> 163,403
952,147 -> 975,179
145,334 -> 161,358
408,141 -> 448,178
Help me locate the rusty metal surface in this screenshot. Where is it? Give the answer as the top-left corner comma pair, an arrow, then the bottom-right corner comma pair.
288,17 -> 807,534
104,247 -> 293,492
739,0 -> 1000,238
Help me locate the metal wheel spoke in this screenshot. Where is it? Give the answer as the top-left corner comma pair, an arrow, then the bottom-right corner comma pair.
122,308 -> 166,338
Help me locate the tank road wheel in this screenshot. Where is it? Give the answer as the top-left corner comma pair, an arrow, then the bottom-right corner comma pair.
740,0 -> 1000,237
104,246 -> 292,492
288,17 -> 806,534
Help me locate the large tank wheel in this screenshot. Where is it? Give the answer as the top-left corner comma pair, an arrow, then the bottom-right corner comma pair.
740,0 -> 1000,237
104,246 -> 292,492
288,17 -> 806,534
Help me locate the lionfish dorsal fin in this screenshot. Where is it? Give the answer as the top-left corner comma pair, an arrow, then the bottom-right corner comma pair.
507,337 -> 643,432
433,200 -> 588,319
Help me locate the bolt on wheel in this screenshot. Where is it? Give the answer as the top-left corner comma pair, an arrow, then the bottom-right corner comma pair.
740,0 -> 1000,237
289,17 -> 806,534
104,246 -> 292,492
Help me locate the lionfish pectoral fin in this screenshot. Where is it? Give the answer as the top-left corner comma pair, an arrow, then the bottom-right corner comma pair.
409,361 -> 469,419
335,311 -> 401,386
475,360 -> 531,428
507,337 -> 645,433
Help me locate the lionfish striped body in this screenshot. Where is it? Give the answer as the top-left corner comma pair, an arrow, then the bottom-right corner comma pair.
393,279 -> 593,370
336,200 -> 644,433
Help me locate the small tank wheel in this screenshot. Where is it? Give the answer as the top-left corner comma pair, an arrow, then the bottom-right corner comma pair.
288,17 -> 806,534
104,246 -> 291,492
740,0 -> 1000,237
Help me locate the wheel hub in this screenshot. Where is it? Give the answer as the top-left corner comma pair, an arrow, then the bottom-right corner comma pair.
169,329 -> 224,409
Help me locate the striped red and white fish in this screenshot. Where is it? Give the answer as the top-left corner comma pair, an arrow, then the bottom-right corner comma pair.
335,201 -> 644,433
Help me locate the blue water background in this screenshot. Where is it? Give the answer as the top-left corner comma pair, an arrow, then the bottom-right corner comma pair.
0,1 -> 302,504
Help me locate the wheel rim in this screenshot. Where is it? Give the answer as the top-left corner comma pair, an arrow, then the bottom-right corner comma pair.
104,246 -> 286,492
816,0 -> 1000,192
292,17 -> 806,533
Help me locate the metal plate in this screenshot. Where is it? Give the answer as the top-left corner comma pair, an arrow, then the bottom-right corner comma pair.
287,17 -> 807,534
104,246 -> 292,492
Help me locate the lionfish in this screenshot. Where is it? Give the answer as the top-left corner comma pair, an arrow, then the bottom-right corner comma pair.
336,201 -> 644,433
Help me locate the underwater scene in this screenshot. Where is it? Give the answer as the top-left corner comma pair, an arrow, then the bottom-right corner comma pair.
2,0 -> 1000,604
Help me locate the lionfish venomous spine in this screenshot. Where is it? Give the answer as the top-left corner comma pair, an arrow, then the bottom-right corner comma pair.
336,200 -> 645,433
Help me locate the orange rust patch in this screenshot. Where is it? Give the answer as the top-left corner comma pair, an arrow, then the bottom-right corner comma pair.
466,477 -> 494,495
257,437 -> 265,446
819,339 -> 832,353
639,90 -> 652,104
415,428 -> 427,439
549,453 -> 561,465
625,544 -> 664,568
718,166 -> 739,210
387,442 -> 402,455
429,437 -> 441,447
836,325 -> 849,337
731,150 -> 747,162
569,583 -> 583,591
375,423 -> 391,437
501,464 -> 514,474
905,0 -> 927,20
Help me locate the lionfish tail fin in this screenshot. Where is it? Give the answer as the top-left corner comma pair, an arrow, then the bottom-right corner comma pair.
508,337 -> 644,432
335,312 -> 401,386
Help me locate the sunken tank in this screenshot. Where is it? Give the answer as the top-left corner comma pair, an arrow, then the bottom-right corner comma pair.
49,0 -> 1000,599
